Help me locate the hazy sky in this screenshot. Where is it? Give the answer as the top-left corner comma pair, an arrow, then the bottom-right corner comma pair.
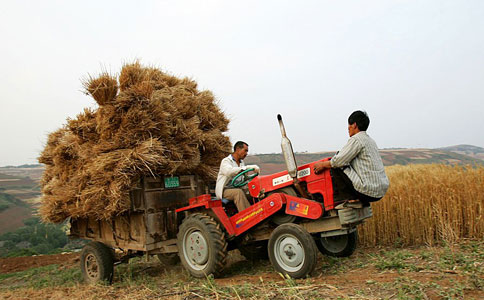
1,0 -> 483,166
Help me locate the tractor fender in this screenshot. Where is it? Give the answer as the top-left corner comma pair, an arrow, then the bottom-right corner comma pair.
282,194 -> 323,220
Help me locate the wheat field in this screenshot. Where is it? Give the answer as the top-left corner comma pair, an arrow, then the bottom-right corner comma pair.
358,164 -> 484,247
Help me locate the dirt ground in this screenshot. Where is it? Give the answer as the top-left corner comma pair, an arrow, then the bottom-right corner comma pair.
0,244 -> 483,299
0,205 -> 34,234
0,252 -> 79,274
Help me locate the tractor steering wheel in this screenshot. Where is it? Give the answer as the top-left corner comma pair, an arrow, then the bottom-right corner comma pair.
231,168 -> 258,188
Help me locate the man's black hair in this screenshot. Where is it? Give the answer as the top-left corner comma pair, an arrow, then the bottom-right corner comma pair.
233,141 -> 248,152
348,110 -> 370,131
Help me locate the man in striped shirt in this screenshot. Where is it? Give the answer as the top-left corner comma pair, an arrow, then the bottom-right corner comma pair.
313,111 -> 389,205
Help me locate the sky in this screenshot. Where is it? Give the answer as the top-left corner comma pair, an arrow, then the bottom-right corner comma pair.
1,0 -> 483,166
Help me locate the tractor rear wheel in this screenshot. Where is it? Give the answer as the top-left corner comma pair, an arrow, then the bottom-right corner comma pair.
315,231 -> 358,257
268,223 -> 317,278
177,213 -> 228,278
80,241 -> 114,284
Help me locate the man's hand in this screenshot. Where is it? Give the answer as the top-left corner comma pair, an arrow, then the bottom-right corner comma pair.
313,161 -> 331,174
246,164 -> 260,174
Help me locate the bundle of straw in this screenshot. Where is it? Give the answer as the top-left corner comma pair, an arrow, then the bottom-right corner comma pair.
39,62 -> 231,223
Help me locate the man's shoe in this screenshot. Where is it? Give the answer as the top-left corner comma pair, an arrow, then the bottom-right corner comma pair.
335,200 -> 363,209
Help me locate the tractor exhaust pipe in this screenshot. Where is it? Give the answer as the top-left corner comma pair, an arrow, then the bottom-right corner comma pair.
277,114 -> 298,178
277,114 -> 310,199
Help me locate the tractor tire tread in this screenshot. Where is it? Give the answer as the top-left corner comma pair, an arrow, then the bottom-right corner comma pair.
178,213 -> 228,278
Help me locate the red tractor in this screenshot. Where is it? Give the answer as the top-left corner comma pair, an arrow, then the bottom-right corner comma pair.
175,115 -> 373,278
72,114 -> 373,282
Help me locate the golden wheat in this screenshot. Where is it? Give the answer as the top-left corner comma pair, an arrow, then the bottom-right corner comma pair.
358,164 -> 484,247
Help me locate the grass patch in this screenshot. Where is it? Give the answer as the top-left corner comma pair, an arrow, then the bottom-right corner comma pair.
0,264 -> 81,290
392,277 -> 428,300
373,249 -> 415,271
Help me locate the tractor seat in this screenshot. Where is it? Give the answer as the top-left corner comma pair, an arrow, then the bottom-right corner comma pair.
221,198 -> 230,205
211,197 -> 230,205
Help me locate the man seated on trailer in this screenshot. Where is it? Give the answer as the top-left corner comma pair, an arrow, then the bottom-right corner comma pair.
313,110 -> 389,206
215,141 -> 260,212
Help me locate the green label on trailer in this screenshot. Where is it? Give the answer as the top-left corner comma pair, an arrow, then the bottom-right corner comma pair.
164,176 -> 180,188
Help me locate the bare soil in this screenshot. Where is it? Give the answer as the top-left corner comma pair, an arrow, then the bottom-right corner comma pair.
0,244 -> 483,299
0,252 -> 79,274
0,205 -> 33,234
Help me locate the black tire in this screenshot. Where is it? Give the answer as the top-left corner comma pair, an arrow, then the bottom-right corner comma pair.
80,241 -> 114,284
269,187 -> 297,225
315,231 -> 358,257
239,241 -> 269,261
268,223 -> 317,279
156,253 -> 180,266
177,213 -> 228,278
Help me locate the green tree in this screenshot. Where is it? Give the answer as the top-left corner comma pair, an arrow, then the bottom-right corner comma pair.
0,217 -> 69,257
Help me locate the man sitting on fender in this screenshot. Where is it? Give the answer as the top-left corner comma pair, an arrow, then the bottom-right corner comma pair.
215,141 -> 260,212
313,111 -> 389,205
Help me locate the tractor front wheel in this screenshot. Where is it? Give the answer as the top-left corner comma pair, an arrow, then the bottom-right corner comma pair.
315,231 -> 358,257
177,213 -> 228,278
268,223 -> 317,278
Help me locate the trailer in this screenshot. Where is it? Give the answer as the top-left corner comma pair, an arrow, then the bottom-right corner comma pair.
68,175 -> 208,283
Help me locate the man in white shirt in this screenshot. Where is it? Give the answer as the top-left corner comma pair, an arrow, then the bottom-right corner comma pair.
313,111 -> 389,205
215,141 -> 260,212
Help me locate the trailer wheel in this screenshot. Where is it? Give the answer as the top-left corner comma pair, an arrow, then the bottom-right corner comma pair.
177,213 -> 228,278
239,241 -> 269,261
80,241 -> 114,284
157,253 -> 180,266
269,187 -> 297,225
315,231 -> 358,257
268,223 -> 317,278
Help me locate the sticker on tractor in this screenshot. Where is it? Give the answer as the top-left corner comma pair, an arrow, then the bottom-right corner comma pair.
288,201 -> 309,215
272,174 -> 292,186
235,207 -> 264,228
297,167 -> 310,178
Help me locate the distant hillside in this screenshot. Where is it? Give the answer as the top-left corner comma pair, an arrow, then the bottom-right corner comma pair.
246,147 -> 483,175
438,144 -> 484,160
379,148 -> 483,166
0,171 -> 40,235
1,164 -> 43,169
0,165 -> 44,182
0,191 -> 33,235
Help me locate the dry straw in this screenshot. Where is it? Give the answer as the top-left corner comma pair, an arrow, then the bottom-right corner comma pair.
39,62 -> 231,223
359,164 -> 484,247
